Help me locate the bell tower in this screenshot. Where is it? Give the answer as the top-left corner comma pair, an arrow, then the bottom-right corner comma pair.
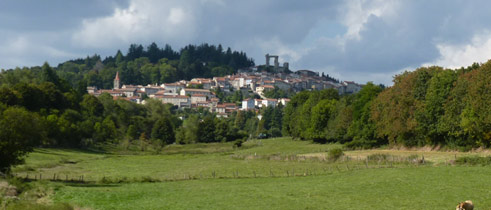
113,71 -> 120,89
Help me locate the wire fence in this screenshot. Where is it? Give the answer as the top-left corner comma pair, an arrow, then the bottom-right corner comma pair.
12,154 -> 456,184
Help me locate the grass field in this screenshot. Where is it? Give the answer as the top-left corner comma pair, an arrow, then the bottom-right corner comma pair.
52,167 -> 491,210
7,137 -> 491,209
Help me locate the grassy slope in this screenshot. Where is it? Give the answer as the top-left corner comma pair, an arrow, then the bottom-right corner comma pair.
13,138 -> 341,181
12,137 -> 491,209
53,167 -> 491,210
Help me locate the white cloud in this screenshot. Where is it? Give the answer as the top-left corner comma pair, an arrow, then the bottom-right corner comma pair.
168,8 -> 185,25
426,31 -> 491,68
72,0 -> 197,48
340,0 -> 400,40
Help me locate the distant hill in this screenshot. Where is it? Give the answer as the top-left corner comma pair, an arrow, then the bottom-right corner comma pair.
1,43 -> 255,89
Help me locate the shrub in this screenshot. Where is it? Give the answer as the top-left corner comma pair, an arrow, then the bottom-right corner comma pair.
327,148 -> 344,161
407,154 -> 419,162
99,176 -> 112,184
344,138 -> 378,150
367,153 -> 390,161
233,139 -> 244,148
455,156 -> 491,166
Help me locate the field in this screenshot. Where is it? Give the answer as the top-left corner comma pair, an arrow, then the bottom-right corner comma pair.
7,137 -> 491,209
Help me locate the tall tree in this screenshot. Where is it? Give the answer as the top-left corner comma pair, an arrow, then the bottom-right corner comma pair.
0,107 -> 45,173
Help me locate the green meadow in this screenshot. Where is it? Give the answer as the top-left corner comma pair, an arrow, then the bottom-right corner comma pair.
7,138 -> 491,209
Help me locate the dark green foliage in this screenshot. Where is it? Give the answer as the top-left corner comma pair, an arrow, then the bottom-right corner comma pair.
455,156 -> 491,166
0,107 -> 45,173
198,116 -> 216,143
263,86 -> 289,99
151,118 -> 175,145
233,139 -> 244,148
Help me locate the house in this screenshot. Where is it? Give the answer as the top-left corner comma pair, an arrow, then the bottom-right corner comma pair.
120,88 -> 137,97
223,103 -> 237,113
242,98 -> 255,110
254,99 -> 263,108
213,77 -> 230,89
343,81 -> 362,94
180,88 -> 213,98
261,98 -> 277,107
279,98 -> 290,106
194,101 -> 211,110
160,95 -> 190,108
163,83 -> 185,95
140,86 -> 160,95
87,86 -> 97,94
215,104 -> 226,113
123,96 -> 142,104
274,80 -> 291,91
101,89 -> 123,97
191,94 -> 207,103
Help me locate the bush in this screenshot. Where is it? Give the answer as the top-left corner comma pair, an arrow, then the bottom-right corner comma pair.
99,176 -> 112,184
327,148 -> 344,161
455,156 -> 491,166
344,138 -> 378,150
367,153 -> 390,161
233,139 -> 244,148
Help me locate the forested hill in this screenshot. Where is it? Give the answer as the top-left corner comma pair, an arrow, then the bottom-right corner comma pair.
0,43 -> 255,89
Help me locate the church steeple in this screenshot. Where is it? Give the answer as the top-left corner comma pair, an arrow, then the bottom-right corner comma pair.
114,71 -> 120,89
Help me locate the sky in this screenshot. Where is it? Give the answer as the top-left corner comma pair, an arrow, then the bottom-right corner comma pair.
1,0 -> 491,85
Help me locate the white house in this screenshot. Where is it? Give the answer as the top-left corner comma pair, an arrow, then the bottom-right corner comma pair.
191,94 -> 207,103
279,98 -> 290,106
160,95 -> 190,108
163,83 -> 185,95
180,88 -> 213,97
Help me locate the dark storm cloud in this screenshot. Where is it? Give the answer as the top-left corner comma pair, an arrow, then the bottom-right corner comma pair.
296,0 -> 491,84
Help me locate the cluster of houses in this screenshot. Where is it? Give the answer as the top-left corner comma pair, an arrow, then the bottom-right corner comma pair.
87,59 -> 362,118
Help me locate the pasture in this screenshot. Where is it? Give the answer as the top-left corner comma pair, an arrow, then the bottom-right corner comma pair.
8,137 -> 491,209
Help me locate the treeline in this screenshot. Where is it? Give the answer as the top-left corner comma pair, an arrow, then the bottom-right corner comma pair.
0,43 -> 254,90
283,62 -> 490,149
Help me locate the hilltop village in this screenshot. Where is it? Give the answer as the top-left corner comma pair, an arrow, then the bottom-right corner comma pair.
87,54 -> 362,117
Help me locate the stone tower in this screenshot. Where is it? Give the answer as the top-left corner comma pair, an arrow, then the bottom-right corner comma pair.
114,71 -> 120,89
